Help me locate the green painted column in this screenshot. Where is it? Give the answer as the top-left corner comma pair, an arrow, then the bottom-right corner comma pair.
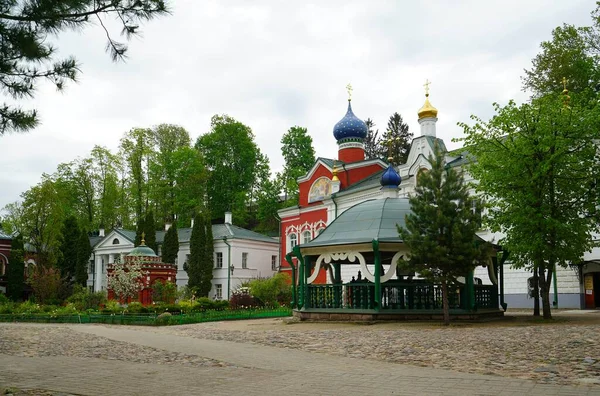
285,253 -> 297,309
373,240 -> 381,312
334,263 -> 341,308
304,256 -> 311,309
293,246 -> 305,309
466,269 -> 475,311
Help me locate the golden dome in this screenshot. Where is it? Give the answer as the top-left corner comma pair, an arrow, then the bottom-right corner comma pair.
418,94 -> 438,120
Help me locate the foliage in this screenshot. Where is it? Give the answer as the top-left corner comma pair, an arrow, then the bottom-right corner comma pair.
66,285 -> 107,311
398,144 -> 489,325
382,113 -> 413,165
107,258 -> 147,302
151,280 -> 177,304
187,213 -> 204,290
255,177 -> 282,234
229,288 -> 260,309
523,4 -> 600,96
280,126 -> 316,202
196,115 -> 264,223
0,0 -> 170,135
6,234 -> 24,301
75,228 -> 91,287
364,118 -> 381,160
248,273 -> 292,307
162,223 -> 179,264
0,293 -> 9,305
171,147 -> 206,228
143,211 -> 157,252
460,91 -> 600,319
57,215 -> 79,280
27,266 -> 65,305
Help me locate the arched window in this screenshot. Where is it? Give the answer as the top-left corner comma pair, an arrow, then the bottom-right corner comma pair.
112,238 -> 120,245
0,255 -> 6,276
289,233 -> 297,251
302,231 -> 312,244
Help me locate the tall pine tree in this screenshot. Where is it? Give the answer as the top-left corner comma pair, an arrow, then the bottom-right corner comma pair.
75,229 -> 91,287
7,234 -> 25,301
398,144 -> 489,325
199,214 -> 214,297
187,214 -> 204,291
383,113 -> 413,165
144,211 -> 157,252
162,223 -> 179,264
363,118 -> 381,160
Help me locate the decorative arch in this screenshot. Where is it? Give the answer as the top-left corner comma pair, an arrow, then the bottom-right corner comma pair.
0,253 -> 7,276
112,238 -> 120,245
310,252 -> 367,284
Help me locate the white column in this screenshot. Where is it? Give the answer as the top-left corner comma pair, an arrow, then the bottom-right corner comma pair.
94,254 -> 102,292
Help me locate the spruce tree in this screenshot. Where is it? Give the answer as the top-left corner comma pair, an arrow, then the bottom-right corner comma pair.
144,211 -> 157,252
199,214 -> 214,297
7,234 -> 25,301
187,214 -> 204,291
398,144 -> 489,325
382,113 -> 413,165
75,229 -> 92,287
57,216 -> 80,280
162,223 -> 179,264
135,218 -> 144,247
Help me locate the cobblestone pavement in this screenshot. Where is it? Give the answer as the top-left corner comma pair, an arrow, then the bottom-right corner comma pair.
137,318 -> 600,387
0,322 -> 599,395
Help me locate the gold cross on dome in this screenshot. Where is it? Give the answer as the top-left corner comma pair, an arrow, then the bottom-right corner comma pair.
562,77 -> 568,91
346,83 -> 353,101
424,79 -> 431,96
141,232 -> 146,245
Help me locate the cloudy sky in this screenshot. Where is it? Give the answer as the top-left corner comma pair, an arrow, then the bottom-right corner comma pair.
0,0 -> 594,209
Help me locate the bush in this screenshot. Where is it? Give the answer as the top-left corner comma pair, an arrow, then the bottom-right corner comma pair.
66,285 -> 107,311
27,266 -> 66,305
125,302 -> 150,313
155,312 -> 172,325
151,280 -> 177,304
229,288 -> 260,309
100,300 -> 123,314
249,273 -> 292,307
0,302 -> 15,314
0,293 -> 9,305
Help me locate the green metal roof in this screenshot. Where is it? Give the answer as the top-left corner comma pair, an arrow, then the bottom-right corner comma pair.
127,243 -> 157,257
300,198 -> 411,248
154,224 -> 276,244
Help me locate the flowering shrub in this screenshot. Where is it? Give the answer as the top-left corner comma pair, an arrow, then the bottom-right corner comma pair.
229,288 -> 260,309
107,259 -> 147,302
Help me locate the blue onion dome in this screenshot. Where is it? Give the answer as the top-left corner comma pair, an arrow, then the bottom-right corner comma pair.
333,101 -> 368,142
380,164 -> 401,188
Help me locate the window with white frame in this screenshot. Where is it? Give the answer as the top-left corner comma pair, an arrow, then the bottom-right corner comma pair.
271,255 -> 277,271
242,252 -> 248,269
215,284 -> 222,299
302,230 -> 312,244
289,233 -> 297,252
216,252 -> 223,268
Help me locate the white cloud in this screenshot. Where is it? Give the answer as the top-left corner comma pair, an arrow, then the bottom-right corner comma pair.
0,0 -> 594,209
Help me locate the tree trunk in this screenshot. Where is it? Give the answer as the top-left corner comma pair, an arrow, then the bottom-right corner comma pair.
539,265 -> 553,319
442,279 -> 450,326
533,268 -> 540,316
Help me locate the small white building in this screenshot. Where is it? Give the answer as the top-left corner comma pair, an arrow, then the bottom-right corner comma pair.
88,213 -> 279,300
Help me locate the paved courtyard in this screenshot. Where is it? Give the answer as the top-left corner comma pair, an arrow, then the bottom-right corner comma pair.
0,313 -> 599,395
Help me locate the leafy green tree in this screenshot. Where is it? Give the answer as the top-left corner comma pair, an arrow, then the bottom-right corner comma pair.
398,145 -> 489,326
172,147 -> 206,228
148,124 -> 191,223
460,91 -> 600,319
75,228 -> 91,287
57,215 -> 80,280
280,126 -> 315,202
187,213 -> 204,290
0,0 -> 169,135
6,234 -> 25,301
196,115 -> 262,221
120,128 -> 153,224
523,23 -> 600,96
90,146 -> 122,229
382,113 -> 412,165
255,177 -> 283,234
199,213 -> 214,297
364,118 -> 381,160
162,223 -> 179,264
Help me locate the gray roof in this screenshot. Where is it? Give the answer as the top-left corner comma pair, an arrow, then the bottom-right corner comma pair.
89,236 -> 104,248
336,169 -> 385,196
300,198 -> 411,248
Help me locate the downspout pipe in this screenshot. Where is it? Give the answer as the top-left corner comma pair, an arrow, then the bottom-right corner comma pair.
499,250 -> 509,311
223,237 -> 232,300
553,264 -> 558,308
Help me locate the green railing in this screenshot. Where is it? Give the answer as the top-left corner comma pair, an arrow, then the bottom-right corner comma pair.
0,307 -> 292,326
306,282 -> 498,311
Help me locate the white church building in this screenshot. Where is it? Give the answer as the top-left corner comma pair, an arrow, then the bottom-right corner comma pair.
88,212 -> 279,300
